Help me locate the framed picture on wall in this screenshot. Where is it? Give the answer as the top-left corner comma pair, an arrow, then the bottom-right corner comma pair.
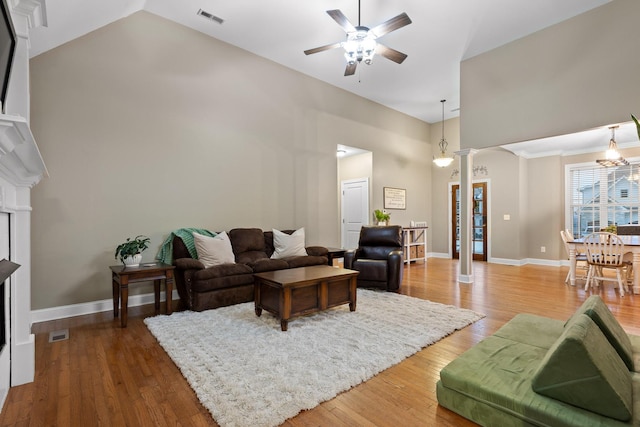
384,187 -> 406,209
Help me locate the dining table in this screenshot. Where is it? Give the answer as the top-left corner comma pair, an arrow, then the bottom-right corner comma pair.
567,235 -> 640,294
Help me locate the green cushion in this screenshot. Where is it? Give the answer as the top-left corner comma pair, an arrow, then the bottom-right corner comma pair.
494,313 -> 564,349
566,295 -> 634,371
532,314 -> 632,421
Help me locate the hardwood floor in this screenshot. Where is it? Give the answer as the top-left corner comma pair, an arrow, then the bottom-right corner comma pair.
2,258 -> 640,426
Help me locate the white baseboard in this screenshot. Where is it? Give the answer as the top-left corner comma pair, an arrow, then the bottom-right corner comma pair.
489,257 -> 526,266
31,290 -> 179,324
524,258 -> 564,267
489,257 -> 565,267
11,334 -> 34,386
427,252 -> 450,259
458,274 -> 473,283
429,253 -> 566,267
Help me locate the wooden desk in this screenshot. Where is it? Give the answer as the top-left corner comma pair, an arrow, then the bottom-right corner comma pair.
567,235 -> 640,294
110,263 -> 175,327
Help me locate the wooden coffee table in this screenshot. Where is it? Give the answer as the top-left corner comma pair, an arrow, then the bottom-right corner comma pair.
253,265 -> 359,331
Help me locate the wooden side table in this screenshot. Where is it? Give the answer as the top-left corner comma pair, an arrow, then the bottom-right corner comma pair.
326,247 -> 346,266
110,262 -> 175,328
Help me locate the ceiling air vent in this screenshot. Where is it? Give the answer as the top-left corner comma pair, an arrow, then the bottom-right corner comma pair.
197,9 -> 224,25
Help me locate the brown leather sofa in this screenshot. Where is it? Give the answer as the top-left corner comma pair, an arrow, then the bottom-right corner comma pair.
344,225 -> 404,291
172,228 -> 328,311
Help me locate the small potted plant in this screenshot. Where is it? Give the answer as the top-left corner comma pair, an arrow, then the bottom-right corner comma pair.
374,209 -> 391,226
115,235 -> 150,266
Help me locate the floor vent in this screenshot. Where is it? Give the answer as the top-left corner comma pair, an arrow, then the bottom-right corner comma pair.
48,329 -> 69,343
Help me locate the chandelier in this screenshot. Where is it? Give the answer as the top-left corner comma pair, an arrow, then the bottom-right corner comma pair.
433,99 -> 454,168
596,125 -> 628,167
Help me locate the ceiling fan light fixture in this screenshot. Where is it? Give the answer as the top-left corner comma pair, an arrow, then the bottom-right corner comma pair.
433,99 -> 455,168
342,31 -> 376,65
303,1 -> 410,76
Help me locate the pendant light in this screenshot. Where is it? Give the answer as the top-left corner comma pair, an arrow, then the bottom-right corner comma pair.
596,125 -> 628,167
433,99 -> 454,168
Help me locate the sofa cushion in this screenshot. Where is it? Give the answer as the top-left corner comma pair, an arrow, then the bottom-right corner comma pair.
229,228 -> 266,255
193,231 -> 235,268
532,313 -> 632,421
190,271 -> 255,293
271,228 -> 308,259
192,263 -> 253,282
438,334 -> 627,426
493,313 -> 564,350
248,258 -> 289,273
285,255 -> 328,269
565,295 -> 634,371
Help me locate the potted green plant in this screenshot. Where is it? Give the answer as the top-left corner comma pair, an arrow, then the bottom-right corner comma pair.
115,235 -> 150,266
374,209 -> 391,226
633,114 -> 640,140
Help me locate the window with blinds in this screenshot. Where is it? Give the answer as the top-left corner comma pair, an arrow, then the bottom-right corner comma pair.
568,162 -> 640,237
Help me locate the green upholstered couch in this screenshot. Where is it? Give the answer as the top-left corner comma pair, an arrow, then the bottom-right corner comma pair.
437,296 -> 640,426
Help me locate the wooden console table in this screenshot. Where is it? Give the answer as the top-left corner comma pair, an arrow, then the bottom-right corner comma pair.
110,263 -> 175,328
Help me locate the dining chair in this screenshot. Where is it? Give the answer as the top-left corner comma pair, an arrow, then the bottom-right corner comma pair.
582,232 -> 630,297
560,230 -> 588,284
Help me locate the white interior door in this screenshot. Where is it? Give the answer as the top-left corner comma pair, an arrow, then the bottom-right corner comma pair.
341,178 -> 369,249
0,213 -> 9,409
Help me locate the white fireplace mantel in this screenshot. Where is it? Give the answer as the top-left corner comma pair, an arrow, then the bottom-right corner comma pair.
0,112 -> 45,394
0,114 -> 47,188
0,0 -> 48,405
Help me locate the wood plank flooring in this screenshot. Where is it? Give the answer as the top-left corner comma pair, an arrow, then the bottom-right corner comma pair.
2,258 -> 640,426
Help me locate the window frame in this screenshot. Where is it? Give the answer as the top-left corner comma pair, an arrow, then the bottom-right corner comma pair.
565,158 -> 640,238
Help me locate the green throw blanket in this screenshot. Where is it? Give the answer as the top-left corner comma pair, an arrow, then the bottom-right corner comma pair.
156,228 -> 216,265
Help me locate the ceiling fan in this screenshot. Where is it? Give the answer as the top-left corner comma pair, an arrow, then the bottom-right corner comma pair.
304,1 -> 412,76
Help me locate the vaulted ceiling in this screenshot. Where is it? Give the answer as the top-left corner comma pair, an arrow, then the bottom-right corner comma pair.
27,0 -> 610,125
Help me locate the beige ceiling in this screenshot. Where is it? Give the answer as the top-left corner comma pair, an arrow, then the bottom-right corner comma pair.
27,0 -> 611,125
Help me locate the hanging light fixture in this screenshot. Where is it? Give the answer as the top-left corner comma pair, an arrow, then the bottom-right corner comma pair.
433,99 -> 454,168
596,125 -> 628,167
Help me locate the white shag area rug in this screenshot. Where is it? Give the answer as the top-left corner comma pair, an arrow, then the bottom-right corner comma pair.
145,289 -> 484,427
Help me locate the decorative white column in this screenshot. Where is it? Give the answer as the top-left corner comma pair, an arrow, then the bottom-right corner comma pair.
455,149 -> 477,283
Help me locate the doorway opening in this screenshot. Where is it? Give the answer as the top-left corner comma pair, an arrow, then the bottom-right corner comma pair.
451,181 -> 488,261
337,145 -> 372,249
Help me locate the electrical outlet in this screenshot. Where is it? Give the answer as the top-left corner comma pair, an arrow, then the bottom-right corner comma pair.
541,246 -> 546,253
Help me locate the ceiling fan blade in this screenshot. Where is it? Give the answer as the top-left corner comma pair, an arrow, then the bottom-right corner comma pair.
344,62 -> 357,76
375,44 -> 408,64
370,12 -> 411,38
304,42 -> 342,56
327,10 -> 357,33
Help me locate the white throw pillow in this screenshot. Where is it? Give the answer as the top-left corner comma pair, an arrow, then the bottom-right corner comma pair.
193,231 -> 235,268
271,228 -> 308,259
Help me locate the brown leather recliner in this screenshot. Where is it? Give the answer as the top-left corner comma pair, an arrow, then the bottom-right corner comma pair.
344,225 -> 404,291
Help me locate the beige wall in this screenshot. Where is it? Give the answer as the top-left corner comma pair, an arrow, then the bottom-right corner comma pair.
338,152 -> 373,184
461,0 -> 640,149
436,0 -> 640,264
29,11 -> 431,310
